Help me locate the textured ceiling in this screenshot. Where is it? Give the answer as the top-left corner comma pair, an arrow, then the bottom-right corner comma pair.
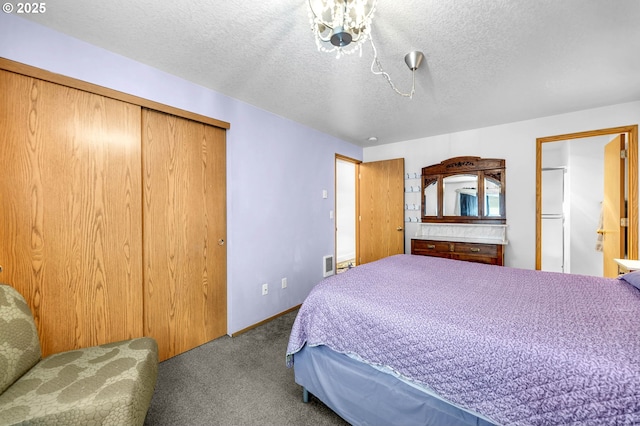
22,0 -> 640,146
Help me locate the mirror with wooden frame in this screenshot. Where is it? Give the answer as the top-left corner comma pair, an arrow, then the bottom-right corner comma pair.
422,156 -> 506,224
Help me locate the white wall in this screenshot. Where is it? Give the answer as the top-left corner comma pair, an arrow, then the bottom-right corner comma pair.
364,102 -> 640,269
0,14 -> 363,334
567,137 -> 609,276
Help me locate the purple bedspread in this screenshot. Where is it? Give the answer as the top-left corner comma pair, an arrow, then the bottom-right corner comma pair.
286,255 -> 640,425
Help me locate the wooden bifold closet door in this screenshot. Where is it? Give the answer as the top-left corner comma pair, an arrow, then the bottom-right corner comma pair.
142,109 -> 227,361
0,70 -> 143,356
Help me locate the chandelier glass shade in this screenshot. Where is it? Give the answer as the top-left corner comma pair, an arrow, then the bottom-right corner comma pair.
308,0 -> 377,56
307,0 -> 424,99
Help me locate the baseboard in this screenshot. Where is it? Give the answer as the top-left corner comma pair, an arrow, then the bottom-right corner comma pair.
231,304 -> 301,337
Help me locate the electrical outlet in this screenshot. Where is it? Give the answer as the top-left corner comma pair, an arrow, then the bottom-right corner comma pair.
281,278 -> 287,289
262,283 -> 268,296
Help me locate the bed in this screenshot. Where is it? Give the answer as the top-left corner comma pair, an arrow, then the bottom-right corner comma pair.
286,254 -> 640,425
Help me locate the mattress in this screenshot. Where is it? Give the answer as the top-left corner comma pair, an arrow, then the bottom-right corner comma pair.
287,254 -> 640,425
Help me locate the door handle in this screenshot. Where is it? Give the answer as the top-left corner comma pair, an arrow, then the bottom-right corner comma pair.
218,239 -> 225,246
396,226 -> 403,231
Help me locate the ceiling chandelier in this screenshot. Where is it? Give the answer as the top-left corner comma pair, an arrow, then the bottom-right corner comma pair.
308,0 -> 424,98
308,0 -> 376,56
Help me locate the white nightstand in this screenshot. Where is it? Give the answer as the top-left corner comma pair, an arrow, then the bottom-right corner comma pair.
614,258 -> 640,274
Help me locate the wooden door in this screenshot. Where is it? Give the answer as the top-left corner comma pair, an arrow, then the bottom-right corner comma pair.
0,70 -> 143,356
142,109 -> 227,361
602,134 -> 625,277
357,158 -> 405,264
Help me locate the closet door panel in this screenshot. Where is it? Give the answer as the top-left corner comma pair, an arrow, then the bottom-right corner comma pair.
0,70 -> 143,356
142,109 -> 227,361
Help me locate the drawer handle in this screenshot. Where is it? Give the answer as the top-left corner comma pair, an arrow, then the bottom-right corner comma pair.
426,244 -> 436,249
470,248 -> 481,252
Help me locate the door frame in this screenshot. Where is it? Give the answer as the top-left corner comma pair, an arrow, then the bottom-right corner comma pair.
0,58 -> 230,130
535,125 -> 638,269
335,154 -> 361,268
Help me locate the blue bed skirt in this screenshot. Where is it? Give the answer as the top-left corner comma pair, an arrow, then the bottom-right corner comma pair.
293,344 -> 497,426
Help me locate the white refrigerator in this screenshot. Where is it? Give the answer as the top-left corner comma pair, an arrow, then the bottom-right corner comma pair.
541,168 -> 566,273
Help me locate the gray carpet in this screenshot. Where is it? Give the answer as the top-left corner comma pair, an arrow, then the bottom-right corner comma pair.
144,310 -> 348,425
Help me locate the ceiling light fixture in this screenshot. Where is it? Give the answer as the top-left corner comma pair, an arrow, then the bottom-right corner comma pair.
308,0 -> 424,99
308,0 -> 376,57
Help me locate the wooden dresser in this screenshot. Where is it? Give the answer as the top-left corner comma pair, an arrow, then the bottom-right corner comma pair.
411,238 -> 504,266
409,156 -> 508,267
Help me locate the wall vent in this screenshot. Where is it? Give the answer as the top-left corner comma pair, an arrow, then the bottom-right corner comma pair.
323,255 -> 334,278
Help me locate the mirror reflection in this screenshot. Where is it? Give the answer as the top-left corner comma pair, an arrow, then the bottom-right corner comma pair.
420,156 -> 506,223
484,177 -> 502,217
443,174 -> 478,216
423,179 -> 438,216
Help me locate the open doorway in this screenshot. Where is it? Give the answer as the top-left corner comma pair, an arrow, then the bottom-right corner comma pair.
335,155 -> 359,273
536,125 -> 638,276
335,155 -> 405,270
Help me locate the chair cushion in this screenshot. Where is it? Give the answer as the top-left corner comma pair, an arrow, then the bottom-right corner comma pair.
0,284 -> 42,394
0,337 -> 158,425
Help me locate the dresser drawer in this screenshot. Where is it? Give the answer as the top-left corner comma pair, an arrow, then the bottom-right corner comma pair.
411,240 -> 451,256
411,239 -> 504,266
450,252 -> 502,265
451,242 -> 498,257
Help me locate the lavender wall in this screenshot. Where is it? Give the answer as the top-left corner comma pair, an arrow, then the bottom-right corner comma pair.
0,14 -> 363,334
